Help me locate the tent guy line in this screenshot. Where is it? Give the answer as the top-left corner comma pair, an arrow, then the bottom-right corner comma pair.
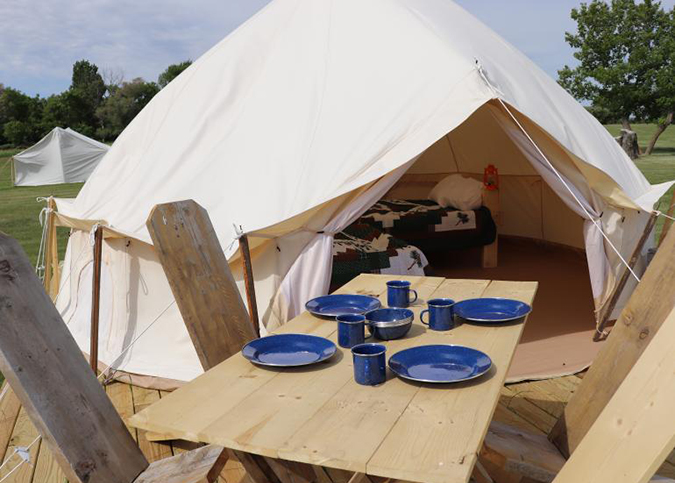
476,61 -> 642,284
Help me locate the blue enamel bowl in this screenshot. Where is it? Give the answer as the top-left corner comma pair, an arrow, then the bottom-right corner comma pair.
365,308 -> 414,340
241,334 -> 337,367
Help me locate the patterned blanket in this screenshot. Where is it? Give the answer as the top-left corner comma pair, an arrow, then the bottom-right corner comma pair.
358,199 -> 497,252
331,222 -> 428,291
361,199 -> 476,232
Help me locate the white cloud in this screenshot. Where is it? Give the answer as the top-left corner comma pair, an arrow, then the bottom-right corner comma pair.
0,0 -> 269,95
2,0 -> 674,96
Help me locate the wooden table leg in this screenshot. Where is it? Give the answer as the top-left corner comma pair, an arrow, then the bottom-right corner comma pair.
231,450 -> 281,483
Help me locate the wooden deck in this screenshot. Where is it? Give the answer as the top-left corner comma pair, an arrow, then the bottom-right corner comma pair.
0,373 -> 673,482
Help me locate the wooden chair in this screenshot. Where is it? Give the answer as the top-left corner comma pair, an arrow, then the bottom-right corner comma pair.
479,223 -> 675,482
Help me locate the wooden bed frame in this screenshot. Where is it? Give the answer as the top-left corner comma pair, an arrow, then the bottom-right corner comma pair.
383,172 -> 500,268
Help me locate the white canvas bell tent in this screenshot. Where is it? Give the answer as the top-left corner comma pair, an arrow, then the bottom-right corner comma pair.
51,0 -> 671,385
12,127 -> 109,187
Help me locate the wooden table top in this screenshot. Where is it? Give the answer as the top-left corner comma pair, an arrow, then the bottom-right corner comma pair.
130,274 -> 537,483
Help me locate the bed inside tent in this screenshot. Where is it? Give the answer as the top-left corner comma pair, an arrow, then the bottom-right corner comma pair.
327,99 -> 649,382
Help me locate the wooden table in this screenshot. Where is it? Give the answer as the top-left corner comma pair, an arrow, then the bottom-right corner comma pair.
130,274 -> 537,483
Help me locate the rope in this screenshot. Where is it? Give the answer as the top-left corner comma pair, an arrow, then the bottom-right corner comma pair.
0,435 -> 40,481
97,299 -> 176,381
475,60 -> 641,284
655,210 -> 675,222
34,198 -> 53,280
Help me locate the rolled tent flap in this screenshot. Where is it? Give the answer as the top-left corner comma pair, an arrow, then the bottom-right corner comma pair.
266,159 -> 417,330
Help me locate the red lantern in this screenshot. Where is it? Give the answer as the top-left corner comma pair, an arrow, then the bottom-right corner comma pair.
483,164 -> 499,191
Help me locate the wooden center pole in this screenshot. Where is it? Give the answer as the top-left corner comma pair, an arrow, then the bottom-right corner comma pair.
90,225 -> 104,374
239,234 -> 260,338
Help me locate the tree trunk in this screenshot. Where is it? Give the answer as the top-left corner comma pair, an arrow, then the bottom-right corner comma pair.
645,111 -> 674,156
621,118 -> 632,130
615,129 -> 640,160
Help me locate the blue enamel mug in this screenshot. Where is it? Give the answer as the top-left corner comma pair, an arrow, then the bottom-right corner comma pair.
386,280 -> 418,308
351,343 -> 386,386
420,298 -> 456,331
337,314 -> 371,348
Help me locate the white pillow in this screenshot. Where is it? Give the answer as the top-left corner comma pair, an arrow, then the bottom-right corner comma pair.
428,174 -> 483,210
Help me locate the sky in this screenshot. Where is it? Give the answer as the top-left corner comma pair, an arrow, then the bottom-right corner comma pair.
1,0 -> 674,98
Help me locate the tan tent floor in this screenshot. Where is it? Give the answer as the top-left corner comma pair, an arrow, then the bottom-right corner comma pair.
427,236 -> 603,382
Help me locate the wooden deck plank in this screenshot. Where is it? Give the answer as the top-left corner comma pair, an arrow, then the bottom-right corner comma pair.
0,385 -> 22,462
500,386 -> 558,433
506,381 -> 565,419
0,408 -> 41,483
493,403 -> 544,435
32,444 -> 66,483
132,386 -> 173,462
107,382 -> 138,442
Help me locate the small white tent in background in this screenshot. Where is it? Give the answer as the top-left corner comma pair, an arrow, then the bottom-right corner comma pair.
51,0 -> 672,386
12,127 -> 109,187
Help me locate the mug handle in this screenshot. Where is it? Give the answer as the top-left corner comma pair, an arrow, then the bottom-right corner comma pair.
420,309 -> 429,325
364,322 -> 373,339
409,289 -> 418,304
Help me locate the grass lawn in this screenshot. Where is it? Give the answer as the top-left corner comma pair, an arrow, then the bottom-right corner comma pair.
605,124 -> 675,240
0,149 -> 83,264
0,124 -> 674,265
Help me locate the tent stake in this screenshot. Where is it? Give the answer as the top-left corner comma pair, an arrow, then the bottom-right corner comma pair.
594,211 -> 658,341
90,225 -> 103,374
239,234 -> 260,338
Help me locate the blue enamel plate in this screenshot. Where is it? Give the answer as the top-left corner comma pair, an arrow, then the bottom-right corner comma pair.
453,297 -> 532,324
305,294 -> 381,318
242,334 -> 337,367
389,345 -> 492,384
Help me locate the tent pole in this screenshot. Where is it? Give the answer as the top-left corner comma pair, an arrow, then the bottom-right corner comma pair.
239,234 -> 260,338
43,198 -> 60,298
658,190 -> 675,247
594,211 -> 658,341
90,225 -> 103,374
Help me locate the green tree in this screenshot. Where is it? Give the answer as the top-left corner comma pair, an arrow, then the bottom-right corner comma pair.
559,0 -> 668,132
644,8 -> 675,154
66,60 -> 107,137
0,87 -> 44,146
95,78 -> 159,141
158,60 -> 192,88
40,92 -> 74,134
